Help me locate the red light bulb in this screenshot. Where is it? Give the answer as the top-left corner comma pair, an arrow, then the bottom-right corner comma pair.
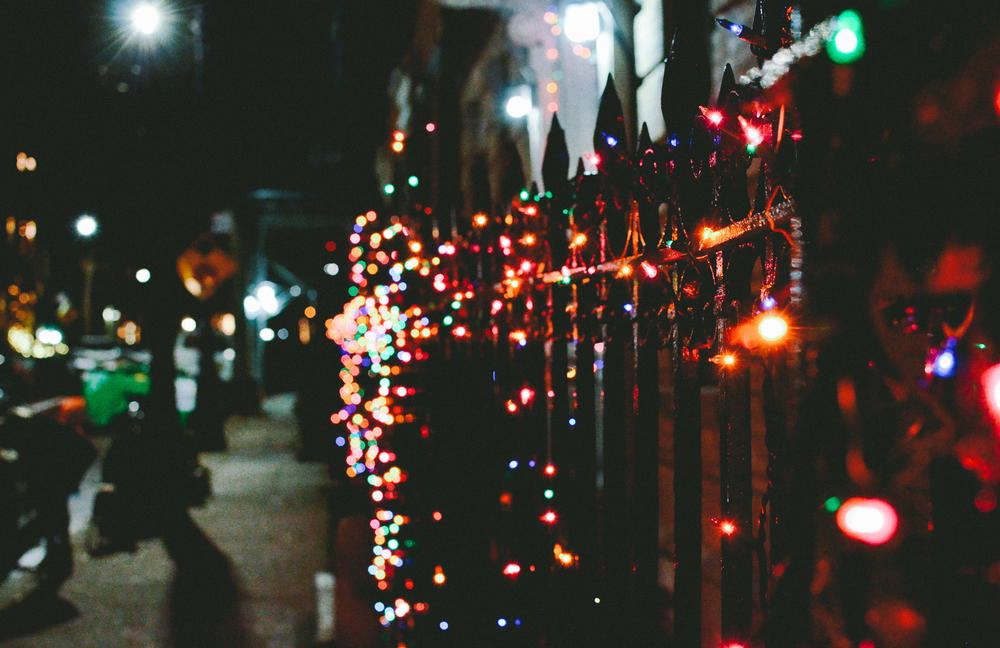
836,497 -> 898,545
982,363 -> 1000,423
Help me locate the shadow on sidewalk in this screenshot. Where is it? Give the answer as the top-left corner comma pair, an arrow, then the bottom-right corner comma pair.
163,511 -> 263,648
0,590 -> 79,641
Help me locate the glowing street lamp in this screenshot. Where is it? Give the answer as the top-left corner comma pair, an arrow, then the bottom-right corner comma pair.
563,3 -> 602,43
244,281 -> 284,318
505,91 -> 532,119
130,2 -> 163,36
75,214 -> 98,238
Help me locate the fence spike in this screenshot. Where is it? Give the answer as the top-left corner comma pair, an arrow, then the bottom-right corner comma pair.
718,63 -> 737,106
635,122 -> 661,247
661,28 -> 701,147
500,139 -> 526,206
542,113 -> 570,195
594,74 -> 627,172
637,121 -> 653,154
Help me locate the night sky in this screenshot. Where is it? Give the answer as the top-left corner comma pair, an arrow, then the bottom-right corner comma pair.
4,1 -> 416,274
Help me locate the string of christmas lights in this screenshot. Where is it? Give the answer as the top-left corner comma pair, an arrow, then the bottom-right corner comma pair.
325,6 -> 1000,644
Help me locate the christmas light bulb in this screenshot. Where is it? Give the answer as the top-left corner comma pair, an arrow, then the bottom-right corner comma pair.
503,563 -> 521,577
827,9 -> 866,64
836,497 -> 898,545
757,314 -> 789,343
982,363 -> 1000,422
699,106 -> 724,126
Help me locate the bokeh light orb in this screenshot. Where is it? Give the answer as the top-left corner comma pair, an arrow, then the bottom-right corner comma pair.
757,313 -> 789,342
836,497 -> 898,545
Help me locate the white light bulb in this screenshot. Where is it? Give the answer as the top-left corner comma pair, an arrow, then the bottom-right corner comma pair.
563,3 -> 602,43
75,214 -> 98,237
131,3 -> 162,36
505,94 -> 531,119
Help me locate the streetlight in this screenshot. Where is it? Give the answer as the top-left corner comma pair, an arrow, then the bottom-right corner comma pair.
243,281 -> 284,318
73,214 -> 99,337
505,86 -> 532,119
75,214 -> 98,238
130,3 -> 163,36
563,3 -> 602,43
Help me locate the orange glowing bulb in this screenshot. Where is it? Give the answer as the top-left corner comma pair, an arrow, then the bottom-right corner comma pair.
757,314 -> 789,342
719,520 -> 737,536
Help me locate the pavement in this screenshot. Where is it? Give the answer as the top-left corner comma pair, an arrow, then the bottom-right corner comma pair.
0,394 -> 333,648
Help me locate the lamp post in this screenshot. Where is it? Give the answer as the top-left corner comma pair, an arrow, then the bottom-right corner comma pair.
75,214 -> 99,337
116,2 -> 207,431
124,1 -> 204,93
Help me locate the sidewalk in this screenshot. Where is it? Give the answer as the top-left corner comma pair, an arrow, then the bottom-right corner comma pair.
0,394 -> 331,647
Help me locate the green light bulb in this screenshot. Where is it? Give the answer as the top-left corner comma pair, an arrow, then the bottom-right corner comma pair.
827,9 -> 865,64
